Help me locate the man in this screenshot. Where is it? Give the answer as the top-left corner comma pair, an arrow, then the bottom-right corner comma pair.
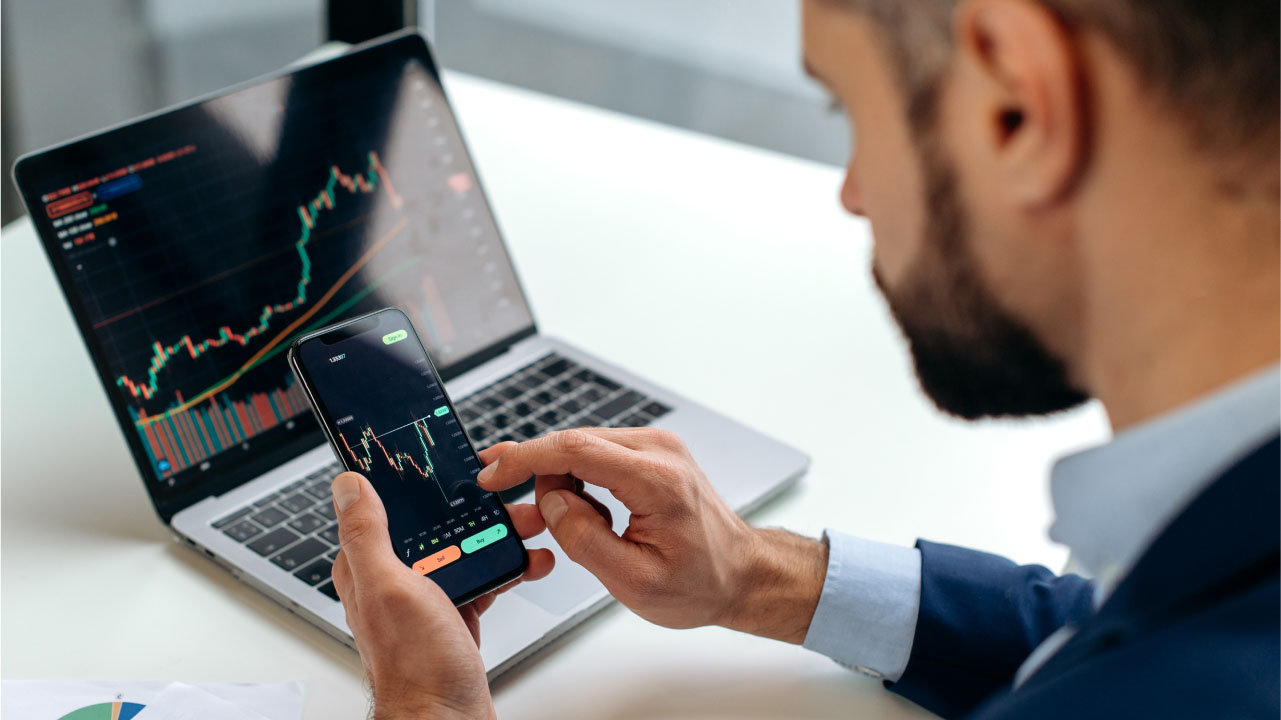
327,0 -> 1280,717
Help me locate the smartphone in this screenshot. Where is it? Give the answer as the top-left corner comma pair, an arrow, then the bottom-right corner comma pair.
287,307 -> 527,605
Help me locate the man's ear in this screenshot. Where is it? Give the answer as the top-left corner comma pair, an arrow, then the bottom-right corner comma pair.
953,0 -> 1086,206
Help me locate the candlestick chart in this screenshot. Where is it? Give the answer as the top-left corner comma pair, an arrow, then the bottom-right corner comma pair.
339,418 -> 451,502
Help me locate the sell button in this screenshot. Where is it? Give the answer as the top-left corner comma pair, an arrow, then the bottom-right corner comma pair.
461,524 -> 508,554
412,544 -> 461,575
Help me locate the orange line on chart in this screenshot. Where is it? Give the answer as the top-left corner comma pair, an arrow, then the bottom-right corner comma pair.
135,216 -> 409,424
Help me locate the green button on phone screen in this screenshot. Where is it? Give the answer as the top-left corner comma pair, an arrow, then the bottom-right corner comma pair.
461,524 -> 508,554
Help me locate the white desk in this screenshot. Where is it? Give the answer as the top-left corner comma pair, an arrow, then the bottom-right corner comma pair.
0,72 -> 1110,719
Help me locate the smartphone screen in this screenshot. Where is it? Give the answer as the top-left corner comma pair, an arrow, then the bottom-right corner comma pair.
289,308 -> 526,604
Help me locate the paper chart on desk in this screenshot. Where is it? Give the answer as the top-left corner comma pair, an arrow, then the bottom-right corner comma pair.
1,679 -> 304,720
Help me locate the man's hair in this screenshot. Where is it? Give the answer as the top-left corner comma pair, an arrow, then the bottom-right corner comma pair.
832,0 -> 1280,156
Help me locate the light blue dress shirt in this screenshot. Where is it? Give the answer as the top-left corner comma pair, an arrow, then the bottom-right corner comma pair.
801,364 -> 1281,684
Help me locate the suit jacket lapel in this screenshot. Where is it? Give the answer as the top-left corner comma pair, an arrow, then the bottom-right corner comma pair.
1024,435 -> 1280,684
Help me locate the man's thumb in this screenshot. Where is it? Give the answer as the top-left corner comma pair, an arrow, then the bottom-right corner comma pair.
538,490 -> 631,584
333,472 -> 399,581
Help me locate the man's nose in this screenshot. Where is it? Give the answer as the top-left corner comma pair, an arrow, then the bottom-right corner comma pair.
840,171 -> 866,217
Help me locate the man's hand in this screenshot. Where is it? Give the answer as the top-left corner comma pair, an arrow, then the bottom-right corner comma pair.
330,444 -> 554,720
477,428 -> 828,643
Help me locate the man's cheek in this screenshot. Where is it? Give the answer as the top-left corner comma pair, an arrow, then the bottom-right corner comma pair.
866,213 -> 914,290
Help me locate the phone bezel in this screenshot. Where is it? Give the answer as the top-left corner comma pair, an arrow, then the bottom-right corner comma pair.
287,306 -> 529,607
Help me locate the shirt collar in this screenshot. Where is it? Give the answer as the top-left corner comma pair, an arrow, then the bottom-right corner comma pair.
1048,363 -> 1281,596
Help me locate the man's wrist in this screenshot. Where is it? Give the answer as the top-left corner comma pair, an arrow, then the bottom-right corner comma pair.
373,692 -> 495,720
716,527 -> 829,644
374,702 -> 493,720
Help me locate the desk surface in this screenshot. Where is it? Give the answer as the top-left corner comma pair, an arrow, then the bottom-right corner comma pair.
1,71 -> 1110,719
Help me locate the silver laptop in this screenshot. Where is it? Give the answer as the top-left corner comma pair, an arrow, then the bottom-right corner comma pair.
11,30 -> 808,678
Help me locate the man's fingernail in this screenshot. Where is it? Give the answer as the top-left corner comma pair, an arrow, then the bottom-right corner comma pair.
477,462 -> 496,486
539,492 -> 568,530
333,472 -> 362,511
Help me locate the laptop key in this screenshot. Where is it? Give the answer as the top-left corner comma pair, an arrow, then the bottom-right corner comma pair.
618,412 -> 649,428
593,391 -> 645,421
554,379 -> 577,393
250,506 -> 289,528
271,538 -> 328,570
318,523 -> 341,546
590,372 -> 621,391
248,527 -> 300,556
253,495 -> 281,508
294,558 -> 333,586
460,407 -> 481,423
279,492 -> 315,514
303,482 -> 332,501
223,520 -> 263,543
542,358 -> 572,378
517,422 -> 540,438
288,513 -> 327,535
280,478 -> 307,494
499,385 -> 523,400
213,506 -> 253,528
315,502 -> 337,521
579,387 -> 604,403
318,580 -> 340,601
643,402 -> 671,418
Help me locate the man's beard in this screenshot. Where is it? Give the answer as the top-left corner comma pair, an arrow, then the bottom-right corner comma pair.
874,140 -> 1088,420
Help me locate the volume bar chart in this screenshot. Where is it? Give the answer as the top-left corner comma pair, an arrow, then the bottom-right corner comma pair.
130,376 -> 309,476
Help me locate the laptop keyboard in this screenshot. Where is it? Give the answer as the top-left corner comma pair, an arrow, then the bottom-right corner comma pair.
209,352 -> 670,602
456,352 -> 672,501
212,466 -> 344,599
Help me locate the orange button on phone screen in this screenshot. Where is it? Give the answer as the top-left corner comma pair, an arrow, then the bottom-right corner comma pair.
412,545 -> 461,575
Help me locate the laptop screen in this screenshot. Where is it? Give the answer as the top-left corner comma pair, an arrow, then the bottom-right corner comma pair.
13,33 -> 536,519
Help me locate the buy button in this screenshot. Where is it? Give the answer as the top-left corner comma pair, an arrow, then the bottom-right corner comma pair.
461,524 -> 508,554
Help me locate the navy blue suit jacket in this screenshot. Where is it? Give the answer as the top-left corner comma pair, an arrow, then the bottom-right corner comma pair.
887,436 -> 1279,719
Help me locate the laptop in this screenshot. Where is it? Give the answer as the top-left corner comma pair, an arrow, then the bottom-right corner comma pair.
12,30 -> 809,678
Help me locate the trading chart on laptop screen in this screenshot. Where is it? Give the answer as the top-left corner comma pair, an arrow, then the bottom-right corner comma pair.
18,38 -> 533,491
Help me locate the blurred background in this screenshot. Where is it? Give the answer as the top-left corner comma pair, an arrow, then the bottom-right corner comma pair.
1,0 -> 850,225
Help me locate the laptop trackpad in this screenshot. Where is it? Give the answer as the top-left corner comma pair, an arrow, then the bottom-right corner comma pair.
515,556 -> 604,615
